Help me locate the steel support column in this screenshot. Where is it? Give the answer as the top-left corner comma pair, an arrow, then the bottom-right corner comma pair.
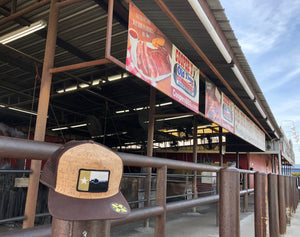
192,116 -> 198,212
144,87 -> 156,228
254,172 -> 269,237
278,175 -> 286,235
155,165 -> 167,237
268,173 -> 279,237
219,167 -> 240,237
23,0 -> 59,229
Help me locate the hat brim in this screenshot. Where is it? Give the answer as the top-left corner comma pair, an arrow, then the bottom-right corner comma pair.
48,189 -> 131,221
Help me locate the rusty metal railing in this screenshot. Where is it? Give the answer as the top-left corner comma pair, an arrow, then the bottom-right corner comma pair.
0,136 -> 299,237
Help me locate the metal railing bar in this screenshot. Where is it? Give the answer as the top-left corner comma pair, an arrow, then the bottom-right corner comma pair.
0,169 -> 32,174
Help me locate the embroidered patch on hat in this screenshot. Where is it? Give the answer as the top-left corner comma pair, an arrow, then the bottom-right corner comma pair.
77,169 -> 110,193
111,202 -> 129,214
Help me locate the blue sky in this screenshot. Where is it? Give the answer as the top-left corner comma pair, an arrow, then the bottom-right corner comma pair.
220,0 -> 300,164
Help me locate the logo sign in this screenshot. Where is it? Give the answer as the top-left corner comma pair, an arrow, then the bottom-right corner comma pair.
171,45 -> 199,112
77,169 -> 110,193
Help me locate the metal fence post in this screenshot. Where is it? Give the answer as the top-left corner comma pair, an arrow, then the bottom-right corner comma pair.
51,218 -> 111,237
243,173 -> 248,212
219,167 -> 240,237
268,173 -> 279,237
254,172 -> 269,237
155,165 -> 167,237
285,176 -> 291,225
278,175 -> 286,235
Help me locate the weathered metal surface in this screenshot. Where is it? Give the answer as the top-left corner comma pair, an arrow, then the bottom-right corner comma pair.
268,173 -> 279,237
243,173 -> 248,212
219,167 -> 240,237
278,175 -> 287,235
254,172 -> 269,237
23,0 -> 60,229
285,176 -> 291,225
155,165 -> 167,237
51,218 -> 110,237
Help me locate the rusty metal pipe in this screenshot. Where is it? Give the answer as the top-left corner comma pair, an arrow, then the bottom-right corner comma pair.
0,0 -> 51,26
285,176 -> 291,225
155,165 -> 167,237
268,173 -> 279,237
254,171 -> 269,237
278,175 -> 287,235
166,195 -> 219,213
23,0 -> 60,229
0,136 -> 222,171
219,167 -> 240,237
111,206 -> 164,227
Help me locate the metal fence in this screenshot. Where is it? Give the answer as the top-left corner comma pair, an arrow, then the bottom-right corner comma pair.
0,136 -> 299,237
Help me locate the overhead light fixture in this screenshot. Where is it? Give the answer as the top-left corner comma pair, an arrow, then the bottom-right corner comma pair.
108,73 -> 129,82
0,20 -> 47,44
8,106 -> 37,116
254,100 -> 267,119
156,115 -> 193,122
266,120 -> 274,131
274,131 -> 279,139
188,0 -> 232,63
232,65 -> 255,100
70,123 -> 87,128
51,127 -> 68,131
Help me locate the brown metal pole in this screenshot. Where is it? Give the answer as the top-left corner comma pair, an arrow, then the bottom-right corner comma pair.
219,167 -> 240,237
144,87 -> 156,228
0,0 -> 51,26
192,116 -> 198,212
23,0 -> 59,229
268,173 -> 279,237
278,175 -> 286,235
285,175 -> 291,225
243,172 -> 248,212
254,171 -> 269,237
219,127 -> 223,167
51,218 -> 110,237
155,165 -> 167,237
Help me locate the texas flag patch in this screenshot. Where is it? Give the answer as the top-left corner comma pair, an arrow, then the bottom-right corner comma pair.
77,169 -> 110,193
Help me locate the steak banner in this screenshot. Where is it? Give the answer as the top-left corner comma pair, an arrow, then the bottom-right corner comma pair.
205,79 -> 265,151
126,2 -> 199,112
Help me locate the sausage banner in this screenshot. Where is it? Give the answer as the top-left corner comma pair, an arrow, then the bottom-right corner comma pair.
126,2 -> 200,113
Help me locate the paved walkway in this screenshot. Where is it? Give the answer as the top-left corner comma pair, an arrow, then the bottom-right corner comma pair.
111,196 -> 300,237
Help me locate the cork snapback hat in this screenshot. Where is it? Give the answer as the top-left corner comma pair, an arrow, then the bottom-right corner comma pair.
40,140 -> 130,221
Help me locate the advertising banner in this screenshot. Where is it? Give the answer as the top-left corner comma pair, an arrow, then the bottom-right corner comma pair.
205,79 -> 265,151
234,105 -> 265,151
221,93 -> 234,133
126,2 -> 199,112
205,79 -> 221,124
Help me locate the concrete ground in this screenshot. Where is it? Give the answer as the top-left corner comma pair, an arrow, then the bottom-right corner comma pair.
1,195 -> 299,236
111,195 -> 299,237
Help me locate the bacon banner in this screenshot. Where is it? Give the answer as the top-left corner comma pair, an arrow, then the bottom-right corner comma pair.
126,3 -> 199,112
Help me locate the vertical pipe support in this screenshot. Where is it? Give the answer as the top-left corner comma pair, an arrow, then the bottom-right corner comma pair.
243,172 -> 248,212
23,0 -> 59,229
285,176 -> 291,225
219,167 -> 240,237
192,116 -> 198,213
155,165 -> 167,237
278,175 -> 286,235
51,218 -> 111,237
254,172 -> 269,237
268,173 -> 279,237
144,87 -> 156,228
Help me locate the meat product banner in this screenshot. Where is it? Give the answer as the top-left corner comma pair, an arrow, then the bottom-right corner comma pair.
126,2 -> 199,113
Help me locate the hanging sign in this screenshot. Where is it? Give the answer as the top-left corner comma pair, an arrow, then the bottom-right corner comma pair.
126,2 -> 199,112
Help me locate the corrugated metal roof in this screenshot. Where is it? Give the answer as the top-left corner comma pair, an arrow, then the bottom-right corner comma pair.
0,0 -> 282,149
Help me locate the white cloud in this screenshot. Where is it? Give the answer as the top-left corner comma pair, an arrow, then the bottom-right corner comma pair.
221,0 -> 300,55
